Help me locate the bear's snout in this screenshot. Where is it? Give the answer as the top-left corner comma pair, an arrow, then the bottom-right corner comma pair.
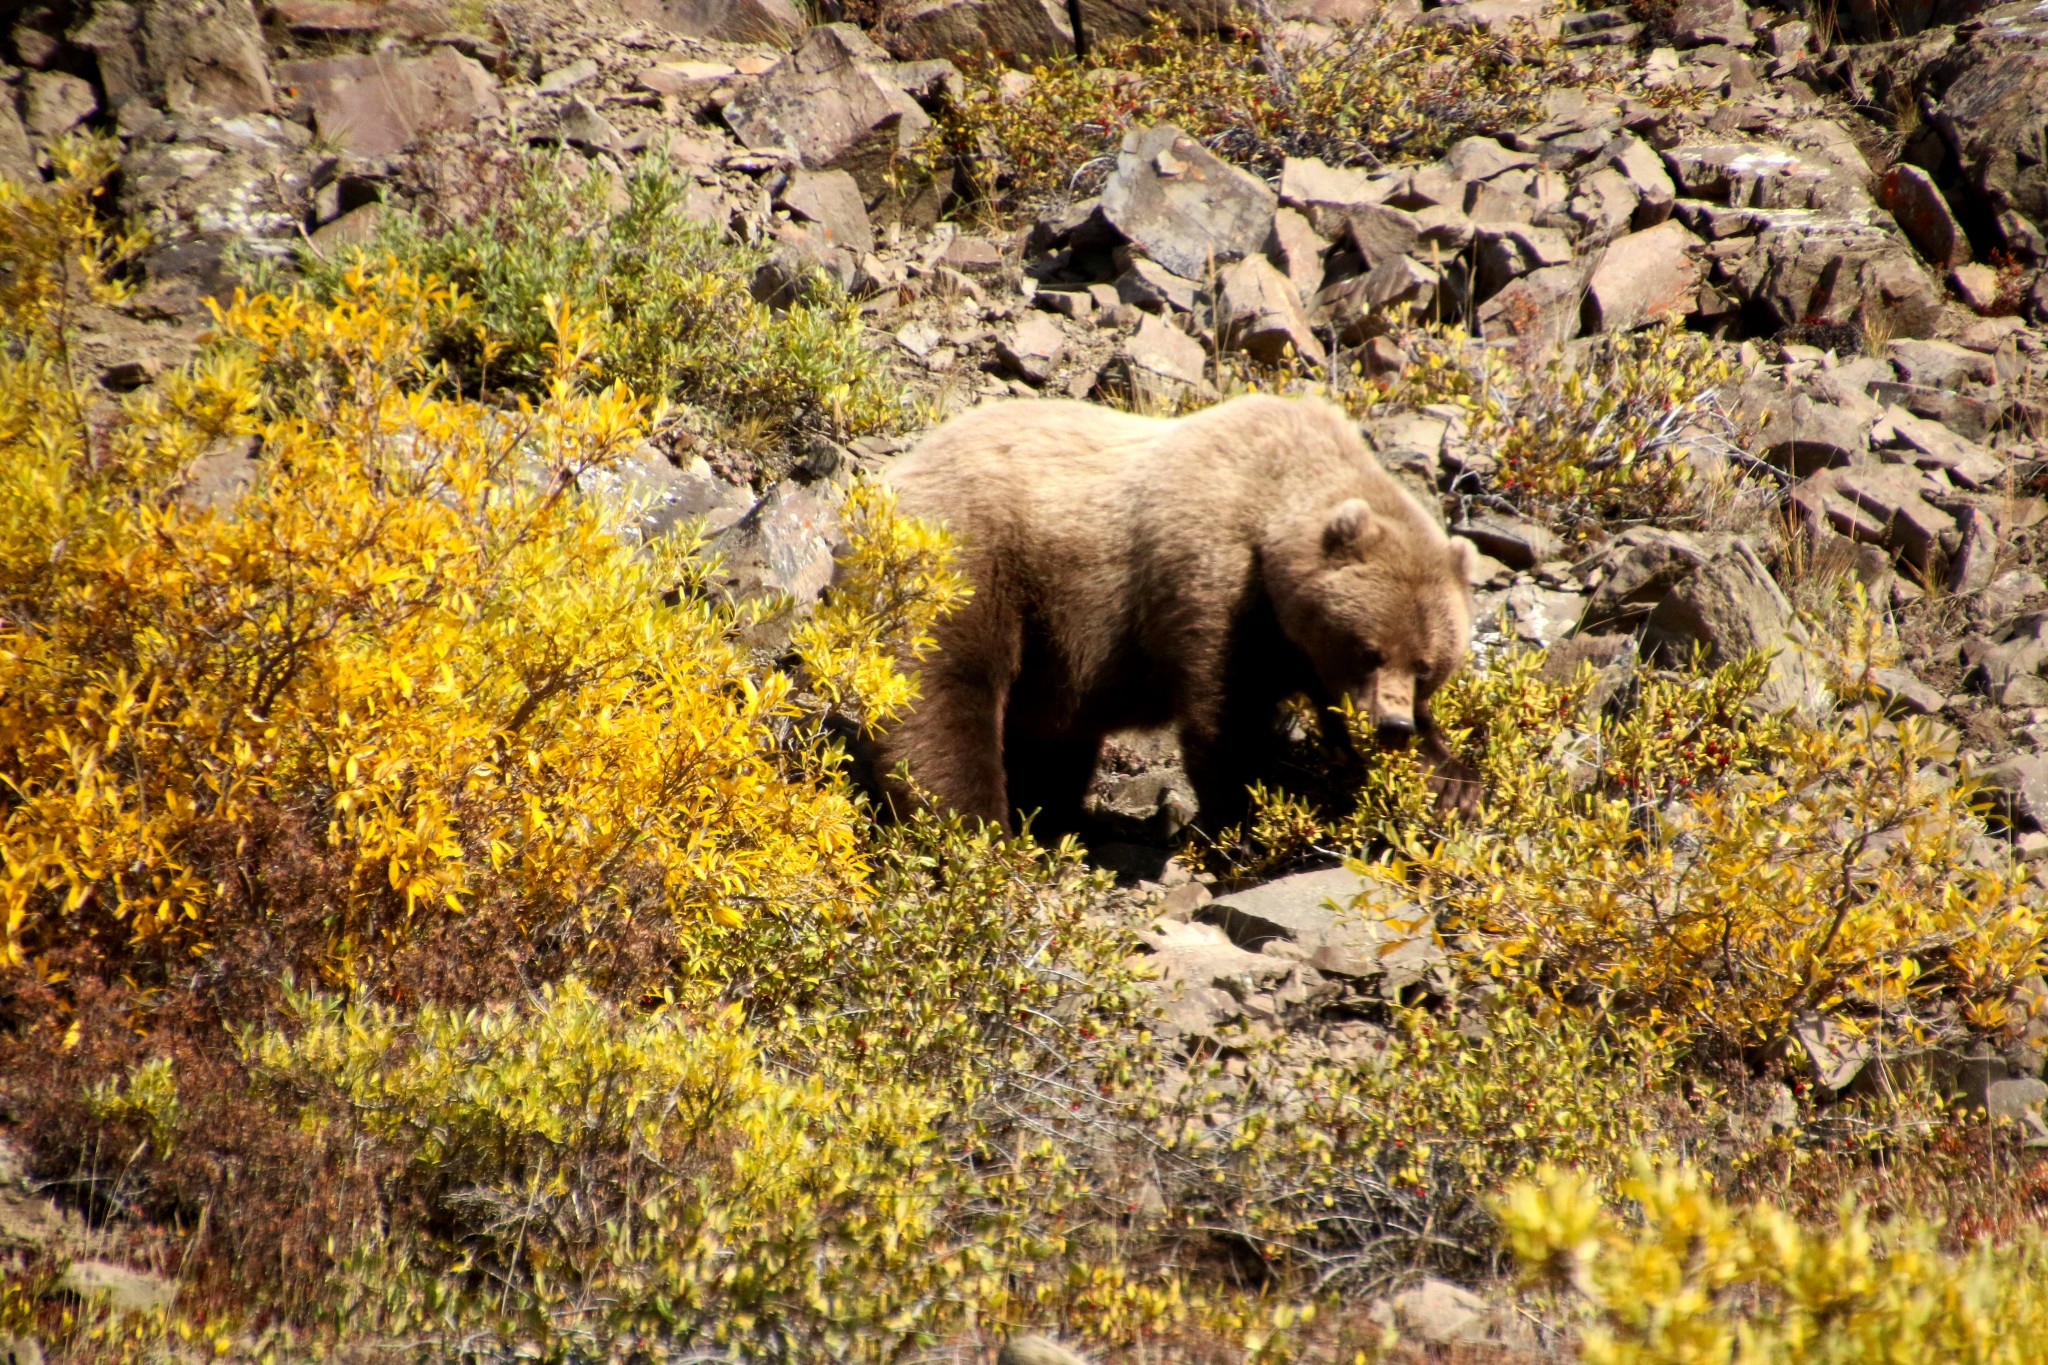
1354,670 -> 1417,747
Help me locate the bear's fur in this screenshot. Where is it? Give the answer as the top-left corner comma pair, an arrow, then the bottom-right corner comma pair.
875,393 -> 1478,836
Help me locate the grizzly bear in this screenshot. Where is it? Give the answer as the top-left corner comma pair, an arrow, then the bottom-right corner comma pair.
873,392 -> 1478,837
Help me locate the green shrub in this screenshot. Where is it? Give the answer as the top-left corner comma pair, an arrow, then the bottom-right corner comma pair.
248,977 -> 996,1362
928,18 -> 1556,216
1391,321 -> 1742,534
293,150 -> 901,449
1155,991 -> 1677,1288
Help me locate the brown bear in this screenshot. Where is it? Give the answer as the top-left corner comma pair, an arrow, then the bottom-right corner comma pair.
874,392 -> 1478,837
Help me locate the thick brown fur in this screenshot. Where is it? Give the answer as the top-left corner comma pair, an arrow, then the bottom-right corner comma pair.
876,393 -> 1479,837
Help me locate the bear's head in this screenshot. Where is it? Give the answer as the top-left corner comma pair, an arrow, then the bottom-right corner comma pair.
1264,498 -> 1476,747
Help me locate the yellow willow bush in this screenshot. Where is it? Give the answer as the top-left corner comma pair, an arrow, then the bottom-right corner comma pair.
1498,1157 -> 2048,1365
0,152 -> 883,980
792,481 -> 971,734
1216,646 -> 1787,879
1340,602 -> 2046,1053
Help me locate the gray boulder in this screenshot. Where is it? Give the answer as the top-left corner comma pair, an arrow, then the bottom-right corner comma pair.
1644,539 -> 1822,711
1922,1 -> 2048,259
707,481 -> 847,612
1576,528 -> 1715,635
722,26 -> 933,201
1100,124 -> 1277,282
885,0 -> 1075,60
1980,755 -> 2048,831
600,448 -> 753,545
71,0 -> 272,120
1214,255 -> 1327,364
1879,162 -> 1971,267
1736,213 -> 1942,339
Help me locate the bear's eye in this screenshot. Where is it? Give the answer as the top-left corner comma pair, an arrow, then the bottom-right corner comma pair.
1358,649 -> 1384,674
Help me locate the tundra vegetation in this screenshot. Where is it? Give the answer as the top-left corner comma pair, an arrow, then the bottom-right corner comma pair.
2,95 -> 2048,1365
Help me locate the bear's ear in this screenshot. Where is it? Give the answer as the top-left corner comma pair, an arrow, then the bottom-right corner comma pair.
1323,499 -> 1384,560
1445,536 -> 1478,585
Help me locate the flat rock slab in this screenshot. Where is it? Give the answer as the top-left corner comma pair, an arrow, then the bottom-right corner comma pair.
1883,406 -> 2008,489
1279,155 -> 1387,238
1197,866 -> 1442,989
278,49 -> 499,158
1834,464 -> 1956,571
1101,123 -> 1277,282
1098,313 -> 1215,406
1662,138 -> 1868,213
621,0 -> 807,43
996,312 -> 1066,384
1453,512 -> 1562,569
1136,919 -> 1294,993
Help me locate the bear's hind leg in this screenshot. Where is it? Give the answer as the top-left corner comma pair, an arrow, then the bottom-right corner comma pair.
879,676 -> 1015,831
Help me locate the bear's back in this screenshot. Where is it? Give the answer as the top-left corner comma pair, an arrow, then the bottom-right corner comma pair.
885,400 -> 1166,510
883,394 -> 1431,564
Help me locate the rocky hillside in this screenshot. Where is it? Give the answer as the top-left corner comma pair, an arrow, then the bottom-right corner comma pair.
5,0 -> 2048,1361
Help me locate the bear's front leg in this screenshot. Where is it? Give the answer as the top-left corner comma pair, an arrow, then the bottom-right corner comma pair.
1416,712 -> 1482,819
1002,732 -> 1104,844
1177,719 -> 1269,838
